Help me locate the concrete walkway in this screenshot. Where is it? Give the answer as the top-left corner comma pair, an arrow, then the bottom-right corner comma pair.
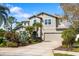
0,41 -> 62,56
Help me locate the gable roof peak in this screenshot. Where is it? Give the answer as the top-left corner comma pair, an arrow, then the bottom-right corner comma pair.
28,12 -> 61,19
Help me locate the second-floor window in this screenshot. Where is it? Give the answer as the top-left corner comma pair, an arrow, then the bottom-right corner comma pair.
45,19 -> 48,25
48,19 -> 51,24
45,19 -> 51,25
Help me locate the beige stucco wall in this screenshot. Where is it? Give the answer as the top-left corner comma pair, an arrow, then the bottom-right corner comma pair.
29,14 -> 57,31
29,18 -> 40,26
29,14 -> 57,38
38,14 -> 57,31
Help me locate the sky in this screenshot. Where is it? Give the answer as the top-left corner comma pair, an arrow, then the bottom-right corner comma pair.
5,3 -> 64,22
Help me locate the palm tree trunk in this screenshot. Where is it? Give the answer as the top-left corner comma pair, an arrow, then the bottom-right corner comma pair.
37,28 -> 38,37
11,24 -> 12,32
29,33 -> 32,43
40,18 -> 42,40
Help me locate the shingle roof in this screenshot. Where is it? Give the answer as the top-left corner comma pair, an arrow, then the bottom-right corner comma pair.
28,12 -> 61,19
21,21 -> 29,23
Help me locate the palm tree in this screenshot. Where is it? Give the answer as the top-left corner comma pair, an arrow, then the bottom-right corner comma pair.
25,26 -> 34,38
7,16 -> 16,31
33,22 -> 42,37
0,5 -> 10,28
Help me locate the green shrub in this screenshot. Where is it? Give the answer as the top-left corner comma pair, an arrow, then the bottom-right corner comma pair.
0,37 -> 4,44
29,38 -> 42,44
0,40 -> 18,47
0,29 -> 5,32
6,41 -> 18,47
0,29 -> 6,37
4,32 -> 19,43
29,39 -> 37,44
0,43 -> 5,47
0,41 -> 6,47
18,31 -> 29,45
62,28 -> 76,48
0,32 -> 5,37
0,37 -> 6,44
62,41 -> 69,48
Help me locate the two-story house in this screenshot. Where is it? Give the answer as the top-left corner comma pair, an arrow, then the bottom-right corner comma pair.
19,12 -> 68,41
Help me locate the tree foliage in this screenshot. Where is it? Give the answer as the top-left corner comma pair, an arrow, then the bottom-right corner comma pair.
62,28 -> 76,48
33,22 -> 42,31
7,16 -> 16,31
0,29 -> 5,37
72,20 -> 79,29
0,5 -> 10,28
60,3 -> 79,23
25,26 -> 34,37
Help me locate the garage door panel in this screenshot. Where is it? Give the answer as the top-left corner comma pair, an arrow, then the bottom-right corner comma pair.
44,33 -> 62,42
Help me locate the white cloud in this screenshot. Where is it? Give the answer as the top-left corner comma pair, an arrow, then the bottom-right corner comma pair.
14,13 -> 31,19
21,13 -> 31,18
10,7 -> 22,14
5,4 -> 31,21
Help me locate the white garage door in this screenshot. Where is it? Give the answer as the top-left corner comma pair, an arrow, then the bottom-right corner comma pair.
44,33 -> 62,42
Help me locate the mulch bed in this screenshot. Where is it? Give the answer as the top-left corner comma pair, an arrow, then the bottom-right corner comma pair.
54,46 -> 72,51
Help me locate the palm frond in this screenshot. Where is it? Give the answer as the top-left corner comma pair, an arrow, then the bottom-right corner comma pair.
0,11 -> 8,18
0,16 -> 3,26
0,5 -> 10,13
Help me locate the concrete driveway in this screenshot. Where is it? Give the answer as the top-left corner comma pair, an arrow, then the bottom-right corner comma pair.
0,41 -> 62,56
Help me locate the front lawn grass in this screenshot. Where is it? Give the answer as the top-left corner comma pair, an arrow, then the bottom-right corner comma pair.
72,48 -> 79,52
54,53 -> 74,56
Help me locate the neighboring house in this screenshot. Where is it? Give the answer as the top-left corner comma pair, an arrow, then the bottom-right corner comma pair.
18,12 -> 68,41
16,21 -> 30,32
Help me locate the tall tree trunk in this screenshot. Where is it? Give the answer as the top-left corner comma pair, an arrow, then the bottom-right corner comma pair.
37,28 -> 38,37
11,24 -> 12,32
40,18 -> 42,40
